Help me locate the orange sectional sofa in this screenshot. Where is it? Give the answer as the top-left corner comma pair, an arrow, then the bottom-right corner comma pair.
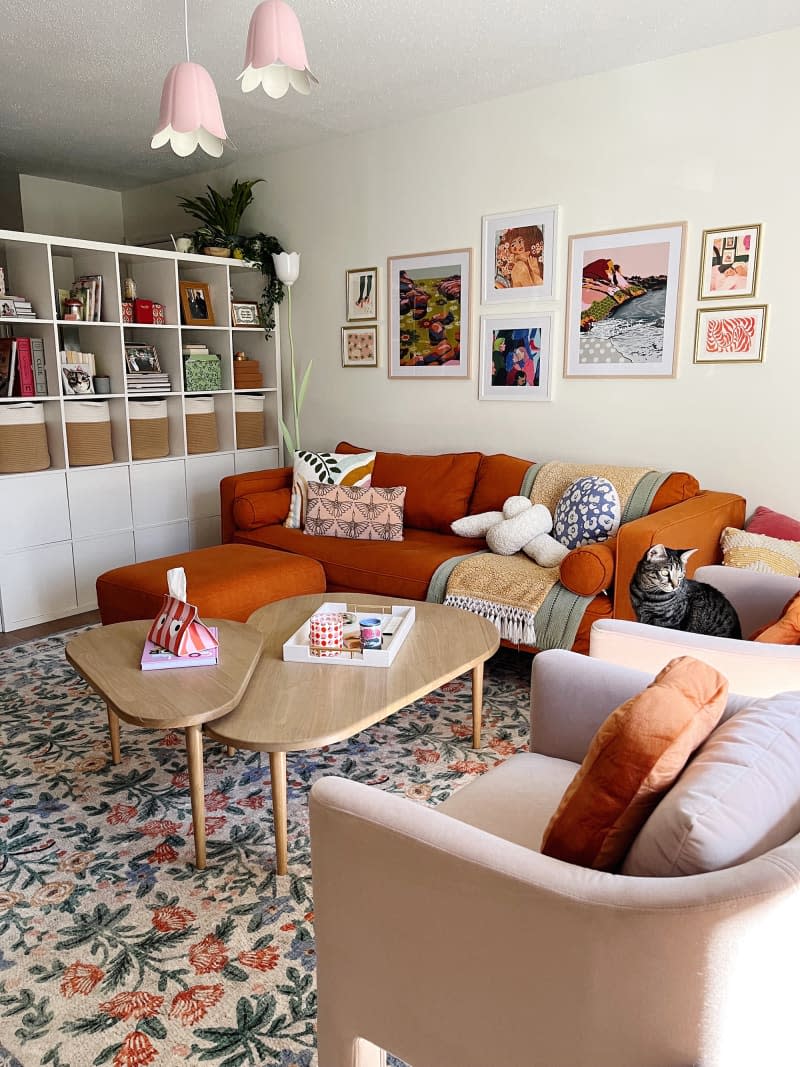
220,443 -> 746,654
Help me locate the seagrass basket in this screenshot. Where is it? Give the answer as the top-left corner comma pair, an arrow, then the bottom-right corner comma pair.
234,394 -> 265,449
65,400 -> 113,466
129,399 -> 169,460
185,396 -> 219,454
0,402 -> 50,473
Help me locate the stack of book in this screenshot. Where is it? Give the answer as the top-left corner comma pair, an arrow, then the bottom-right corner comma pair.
0,296 -> 36,320
1,337 -> 50,396
126,372 -> 171,393
233,357 -> 263,389
57,275 -> 103,321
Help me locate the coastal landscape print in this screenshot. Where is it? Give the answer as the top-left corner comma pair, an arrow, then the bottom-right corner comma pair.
482,206 -> 557,302
388,249 -> 471,378
564,223 -> 685,378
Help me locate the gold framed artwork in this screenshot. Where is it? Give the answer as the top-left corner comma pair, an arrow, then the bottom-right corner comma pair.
698,224 -> 761,300
346,267 -> 378,321
694,305 -> 767,364
179,280 -> 215,326
341,325 -> 378,367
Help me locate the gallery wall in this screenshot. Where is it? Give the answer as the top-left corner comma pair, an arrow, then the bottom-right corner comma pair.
122,28 -> 799,518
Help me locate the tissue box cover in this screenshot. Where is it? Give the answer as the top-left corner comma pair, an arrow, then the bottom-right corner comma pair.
147,594 -> 219,657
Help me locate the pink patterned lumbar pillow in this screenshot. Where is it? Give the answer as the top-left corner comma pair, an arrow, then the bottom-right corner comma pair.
304,482 -> 406,541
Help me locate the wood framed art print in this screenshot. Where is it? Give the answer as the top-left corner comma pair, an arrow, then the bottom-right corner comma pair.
179,280 -> 215,327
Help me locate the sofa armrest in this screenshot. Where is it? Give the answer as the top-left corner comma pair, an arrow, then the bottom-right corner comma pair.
613,490 -> 746,621
220,465 -> 292,542
695,565 -> 800,635
530,649 -> 653,761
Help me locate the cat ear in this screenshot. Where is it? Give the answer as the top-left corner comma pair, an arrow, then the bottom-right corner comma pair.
680,548 -> 698,566
647,544 -> 667,560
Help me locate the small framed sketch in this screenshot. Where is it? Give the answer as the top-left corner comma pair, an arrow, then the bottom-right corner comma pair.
179,280 -> 215,326
231,301 -> 261,327
346,267 -> 378,321
694,305 -> 767,364
60,364 -> 94,394
698,224 -> 761,300
124,343 -> 161,373
481,205 -> 558,303
342,325 -> 378,367
479,314 -> 552,401
387,248 -> 472,379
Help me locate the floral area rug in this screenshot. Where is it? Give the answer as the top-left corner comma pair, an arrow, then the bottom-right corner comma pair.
0,628 -> 532,1067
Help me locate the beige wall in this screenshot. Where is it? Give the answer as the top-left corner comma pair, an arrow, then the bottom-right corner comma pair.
123,30 -> 798,518
20,175 -> 124,244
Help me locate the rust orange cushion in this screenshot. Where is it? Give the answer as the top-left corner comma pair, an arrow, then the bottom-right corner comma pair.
649,472 -> 700,512
541,656 -> 728,871
468,453 -> 531,514
233,488 -> 292,531
559,539 -> 616,596
751,591 -> 800,644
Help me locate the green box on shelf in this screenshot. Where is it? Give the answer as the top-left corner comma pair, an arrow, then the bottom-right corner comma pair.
184,352 -> 222,392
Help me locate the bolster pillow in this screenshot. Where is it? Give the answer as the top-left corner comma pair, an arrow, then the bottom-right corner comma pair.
233,489 -> 292,531
559,539 -> 616,596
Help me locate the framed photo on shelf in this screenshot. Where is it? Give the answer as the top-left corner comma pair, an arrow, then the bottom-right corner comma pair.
694,305 -> 767,364
346,267 -> 378,321
231,301 -> 261,327
60,364 -> 95,395
698,224 -> 761,300
564,222 -> 686,379
481,205 -> 558,303
341,325 -> 378,367
387,248 -> 472,379
179,280 -> 215,326
124,343 -> 161,373
479,314 -> 553,401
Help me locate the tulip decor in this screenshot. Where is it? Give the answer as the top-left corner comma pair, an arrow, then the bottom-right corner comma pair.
272,252 -> 311,453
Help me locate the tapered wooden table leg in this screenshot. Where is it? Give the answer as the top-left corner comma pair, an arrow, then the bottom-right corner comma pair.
106,705 -> 121,765
269,751 -> 288,875
472,661 -> 484,749
185,724 -> 206,870
226,746 -> 236,757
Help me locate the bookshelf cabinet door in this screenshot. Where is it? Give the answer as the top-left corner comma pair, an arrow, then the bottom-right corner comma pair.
69,466 -> 132,539
130,459 -> 187,528
0,541 -> 77,628
73,530 -> 135,608
186,452 -> 234,519
0,471 -> 71,550
134,521 -> 190,561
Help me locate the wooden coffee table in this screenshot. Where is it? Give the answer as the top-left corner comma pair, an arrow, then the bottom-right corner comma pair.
65,619 -> 264,869
204,594 -> 500,874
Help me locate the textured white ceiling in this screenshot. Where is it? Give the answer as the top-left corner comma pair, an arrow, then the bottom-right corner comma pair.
1,0 -> 799,191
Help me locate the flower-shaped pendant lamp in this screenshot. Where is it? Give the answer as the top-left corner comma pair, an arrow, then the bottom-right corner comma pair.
151,0 -> 227,157
239,0 -> 318,98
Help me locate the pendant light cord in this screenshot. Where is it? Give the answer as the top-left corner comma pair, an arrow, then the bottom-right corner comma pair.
184,0 -> 190,62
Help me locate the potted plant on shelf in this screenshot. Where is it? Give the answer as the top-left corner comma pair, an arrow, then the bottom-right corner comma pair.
177,178 -> 286,336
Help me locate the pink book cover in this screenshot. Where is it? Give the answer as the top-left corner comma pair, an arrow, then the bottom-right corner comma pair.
141,626 -> 219,671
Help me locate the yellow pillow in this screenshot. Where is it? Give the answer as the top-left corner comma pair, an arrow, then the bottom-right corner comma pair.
720,526 -> 800,577
541,657 -> 728,871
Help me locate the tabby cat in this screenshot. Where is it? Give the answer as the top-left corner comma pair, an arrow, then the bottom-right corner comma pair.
629,544 -> 741,638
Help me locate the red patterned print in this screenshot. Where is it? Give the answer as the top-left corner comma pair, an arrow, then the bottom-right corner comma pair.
448,759 -> 488,775
99,991 -> 164,1021
148,842 -> 179,864
168,984 -> 224,1025
238,947 -> 280,971
113,1030 -> 158,1067
151,905 -> 196,932
107,803 -> 138,825
60,961 -> 104,997
706,315 -> 755,353
188,934 -> 229,974
138,819 -> 181,837
414,748 -> 440,764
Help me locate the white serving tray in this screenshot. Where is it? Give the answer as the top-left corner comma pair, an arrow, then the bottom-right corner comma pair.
282,601 -> 416,668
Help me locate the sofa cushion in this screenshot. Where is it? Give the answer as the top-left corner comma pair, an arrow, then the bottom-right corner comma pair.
746,505 -> 800,542
335,441 -> 481,534
540,656 -> 728,871
468,453 -> 531,515
559,539 -> 616,596
751,591 -> 800,644
305,482 -> 406,541
285,449 -> 376,530
623,690 -> 800,876
552,476 -> 621,549
233,488 -> 292,530
720,525 -> 800,577
649,472 -> 700,512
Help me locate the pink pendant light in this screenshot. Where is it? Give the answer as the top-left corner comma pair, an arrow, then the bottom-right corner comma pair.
151,0 -> 227,157
239,0 -> 318,98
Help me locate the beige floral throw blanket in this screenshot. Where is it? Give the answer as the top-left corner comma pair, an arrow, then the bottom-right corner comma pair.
427,461 -> 668,647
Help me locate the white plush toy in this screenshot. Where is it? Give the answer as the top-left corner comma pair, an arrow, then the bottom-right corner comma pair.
451,496 -> 569,568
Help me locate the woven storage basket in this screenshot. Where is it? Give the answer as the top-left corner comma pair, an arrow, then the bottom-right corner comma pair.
235,394 -> 265,449
65,400 -> 113,466
0,403 -> 51,474
129,399 -> 169,460
185,396 -> 219,454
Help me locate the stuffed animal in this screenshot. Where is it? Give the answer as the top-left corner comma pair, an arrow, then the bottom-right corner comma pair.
451,496 -> 569,568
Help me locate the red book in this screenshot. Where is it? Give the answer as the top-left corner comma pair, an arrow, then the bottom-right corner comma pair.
14,337 -> 36,397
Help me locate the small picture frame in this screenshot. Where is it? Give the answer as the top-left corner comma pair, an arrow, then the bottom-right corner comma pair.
694,305 -> 767,364
60,364 -> 95,395
231,301 -> 261,327
481,206 -> 558,303
124,343 -> 161,373
698,224 -> 762,300
179,280 -> 215,326
478,314 -> 553,401
346,267 -> 378,321
342,325 -> 378,367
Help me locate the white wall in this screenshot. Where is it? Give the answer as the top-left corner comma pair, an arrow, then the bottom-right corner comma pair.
21,175 -> 124,244
123,29 -> 800,518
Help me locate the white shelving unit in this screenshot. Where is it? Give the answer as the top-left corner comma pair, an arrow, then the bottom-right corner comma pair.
0,228 -> 283,632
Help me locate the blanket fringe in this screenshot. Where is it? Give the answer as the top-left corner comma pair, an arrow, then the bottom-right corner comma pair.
444,594 -> 536,646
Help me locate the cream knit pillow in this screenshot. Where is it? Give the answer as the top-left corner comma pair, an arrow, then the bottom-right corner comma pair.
720,526 -> 800,577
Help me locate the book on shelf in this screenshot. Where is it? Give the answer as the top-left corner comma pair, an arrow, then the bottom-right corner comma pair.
13,337 -> 36,397
60,349 -> 96,376
0,296 -> 36,319
126,371 -> 171,393
0,338 -> 16,396
30,338 -> 48,395
141,627 -> 219,671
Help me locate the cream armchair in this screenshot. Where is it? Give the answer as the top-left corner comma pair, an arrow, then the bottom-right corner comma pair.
590,565 -> 800,696
310,650 -> 800,1067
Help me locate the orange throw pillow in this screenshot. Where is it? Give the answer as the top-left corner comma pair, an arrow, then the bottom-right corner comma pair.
751,591 -> 800,645
540,657 -> 728,871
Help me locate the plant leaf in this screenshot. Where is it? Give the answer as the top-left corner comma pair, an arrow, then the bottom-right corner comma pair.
279,416 -> 295,455
297,361 -> 313,414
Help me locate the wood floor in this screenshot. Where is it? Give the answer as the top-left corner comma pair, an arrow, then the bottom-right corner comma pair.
0,610 -> 101,649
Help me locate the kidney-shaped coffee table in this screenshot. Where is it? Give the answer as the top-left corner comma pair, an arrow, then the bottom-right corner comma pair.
204,593 -> 500,874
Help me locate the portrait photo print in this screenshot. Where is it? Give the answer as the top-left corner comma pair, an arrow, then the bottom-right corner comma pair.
179,280 -> 215,326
